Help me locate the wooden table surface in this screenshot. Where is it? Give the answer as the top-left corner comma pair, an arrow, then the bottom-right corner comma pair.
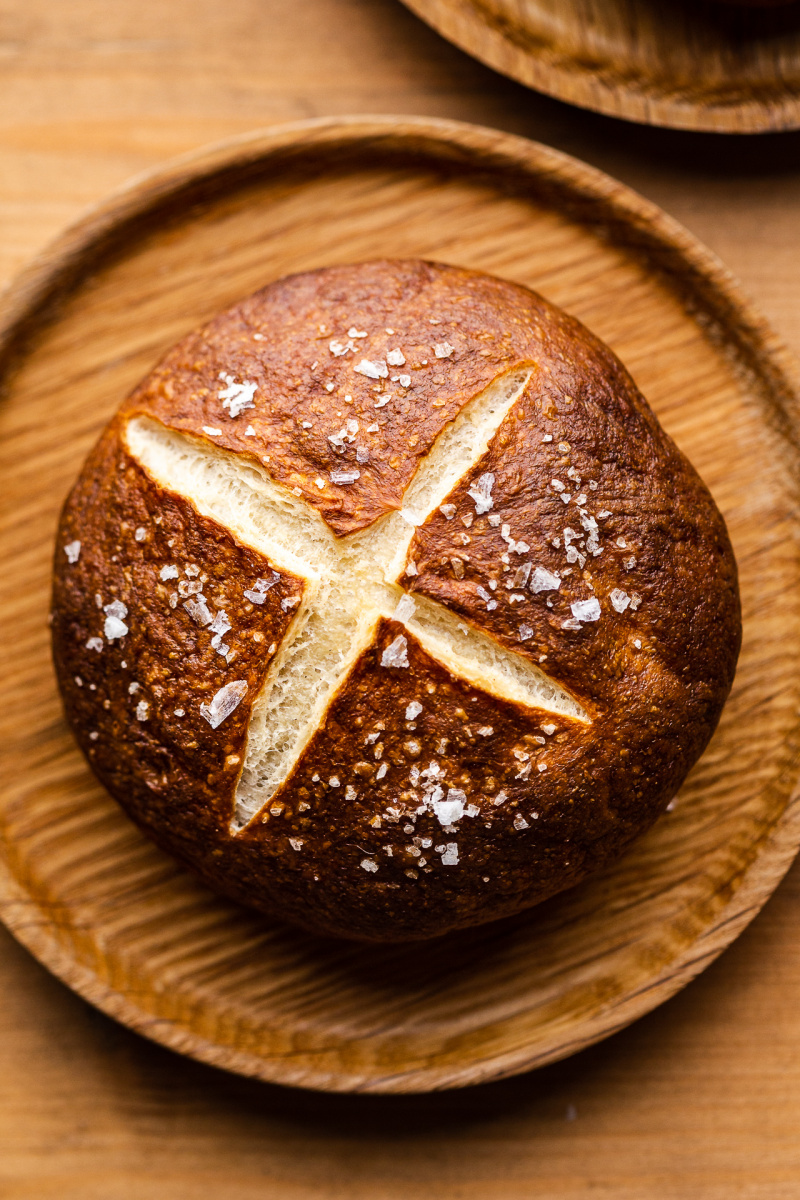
2,2 -> 800,1196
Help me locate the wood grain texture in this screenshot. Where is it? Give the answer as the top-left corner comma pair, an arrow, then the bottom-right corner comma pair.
401,0 -> 800,132
2,115 -> 800,1095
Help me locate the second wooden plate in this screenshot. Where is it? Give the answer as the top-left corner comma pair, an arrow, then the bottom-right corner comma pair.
401,0 -> 800,133
1,116 -> 800,1092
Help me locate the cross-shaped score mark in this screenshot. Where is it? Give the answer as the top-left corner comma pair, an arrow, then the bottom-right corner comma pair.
125,367 -> 590,833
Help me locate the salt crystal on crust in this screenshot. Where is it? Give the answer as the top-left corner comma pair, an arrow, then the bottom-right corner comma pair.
104,614 -> 128,640
200,680 -> 248,729
64,540 -> 81,563
354,359 -> 387,380
392,594 -> 416,624
218,372 -> 257,417
571,597 -> 601,622
433,789 -> 466,826
610,588 -> 630,612
381,635 -> 409,668
184,596 -> 213,626
468,473 -> 494,514
530,566 -> 561,593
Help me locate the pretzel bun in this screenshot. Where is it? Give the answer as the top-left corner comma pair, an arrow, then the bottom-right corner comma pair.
51,260 -> 740,942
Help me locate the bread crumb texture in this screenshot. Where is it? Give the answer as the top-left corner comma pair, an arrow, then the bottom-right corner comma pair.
52,260 -> 741,941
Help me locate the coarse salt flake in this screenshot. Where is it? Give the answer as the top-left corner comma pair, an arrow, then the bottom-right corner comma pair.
244,572 -> 280,604
354,358 -> 387,380
519,623 -> 534,641
104,614 -> 128,640
571,597 -> 601,622
361,858 -> 378,872
610,588 -> 630,613
200,680 -> 248,729
467,472 -> 494,514
202,426 -> 222,436
104,599 -> 128,620
86,636 -> 103,652
184,596 -> 213,626
64,540 -> 81,563
381,635 -> 409,669
405,700 -> 423,720
134,527 -> 147,542
135,700 -> 149,721
530,566 -> 561,593
433,342 -> 454,358
289,838 -> 304,851
513,813 -> 529,830
218,372 -> 257,417
329,468 -> 360,485
386,348 -> 405,366
440,842 -> 459,865
160,564 -> 179,581
432,789 -> 466,826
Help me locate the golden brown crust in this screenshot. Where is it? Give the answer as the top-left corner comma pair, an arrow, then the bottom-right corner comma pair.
52,423 -> 304,841
52,260 -> 741,942
125,261 -> 551,536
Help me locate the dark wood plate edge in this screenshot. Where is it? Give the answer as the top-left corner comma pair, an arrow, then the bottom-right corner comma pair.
399,0 -> 800,134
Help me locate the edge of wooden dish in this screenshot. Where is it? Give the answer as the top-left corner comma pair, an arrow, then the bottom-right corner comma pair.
1,115 -> 800,1092
399,0 -> 800,134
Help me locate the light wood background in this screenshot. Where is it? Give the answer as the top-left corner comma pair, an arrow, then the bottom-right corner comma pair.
2,1 -> 800,1197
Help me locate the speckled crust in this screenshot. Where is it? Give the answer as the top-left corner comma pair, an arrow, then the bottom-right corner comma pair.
52,260 -> 741,942
124,260 -> 547,536
52,422 -> 304,841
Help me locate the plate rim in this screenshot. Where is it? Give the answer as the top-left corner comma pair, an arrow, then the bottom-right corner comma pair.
399,0 -> 800,134
2,114 -> 800,1093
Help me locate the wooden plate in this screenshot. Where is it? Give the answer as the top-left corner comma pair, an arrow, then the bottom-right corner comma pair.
400,0 -> 800,133
2,116 -> 800,1094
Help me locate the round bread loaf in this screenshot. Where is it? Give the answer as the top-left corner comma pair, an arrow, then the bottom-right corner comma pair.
51,260 -> 741,942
